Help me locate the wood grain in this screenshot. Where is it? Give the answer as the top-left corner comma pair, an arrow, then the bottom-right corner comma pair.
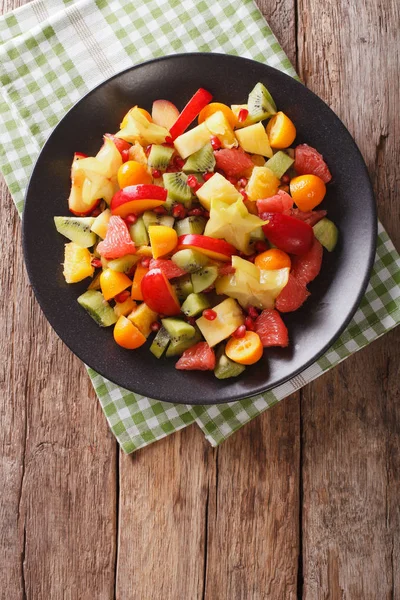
297,0 -> 400,597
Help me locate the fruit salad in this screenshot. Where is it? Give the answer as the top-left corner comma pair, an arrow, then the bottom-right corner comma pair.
54,83 -> 338,379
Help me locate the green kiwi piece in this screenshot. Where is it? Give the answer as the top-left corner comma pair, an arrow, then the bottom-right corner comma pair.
214,346 -> 246,379
248,82 -> 277,122
77,290 -> 117,327
174,216 -> 206,237
150,326 -> 170,358
54,216 -> 96,248
181,293 -> 210,317
142,210 -> 175,230
182,143 -> 215,173
147,144 -> 175,170
172,275 -> 194,301
172,249 -> 209,273
107,254 -> 139,273
129,216 -> 149,246
163,172 -> 193,207
265,151 -> 294,178
313,218 -> 339,252
191,265 -> 218,293
166,328 -> 203,357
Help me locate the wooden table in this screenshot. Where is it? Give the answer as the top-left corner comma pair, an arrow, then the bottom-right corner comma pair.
1,0 -> 399,598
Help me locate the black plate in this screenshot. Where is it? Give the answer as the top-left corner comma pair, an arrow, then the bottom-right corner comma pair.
22,53 -> 376,405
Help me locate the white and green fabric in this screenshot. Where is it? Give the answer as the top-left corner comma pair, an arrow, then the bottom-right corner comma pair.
1,0 -> 399,453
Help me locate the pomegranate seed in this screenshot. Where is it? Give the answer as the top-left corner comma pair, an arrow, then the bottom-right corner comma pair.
203,308 -> 217,321
187,317 -> 196,326
125,214 -> 138,225
245,316 -> 255,331
163,142 -> 174,148
203,172 -> 214,181
280,185 -> 290,193
210,136 -> 222,150
202,284 -> 215,293
228,176 -> 237,186
151,321 -> 161,332
232,324 -> 246,339
203,210 -> 210,218
187,174 -> 199,188
188,208 -> 203,217
165,136 -> 173,144
238,108 -> 249,123
172,204 -> 186,219
115,290 -> 130,303
121,148 -> 130,163
247,306 -> 259,319
91,208 -> 101,217
145,145 -> 152,156
127,264 -> 137,277
255,241 -> 268,253
166,165 -> 179,173
247,254 -> 257,263
140,257 -> 151,268
153,206 -> 167,215
238,177 -> 248,188
240,190 -> 248,201
174,156 -> 185,169
91,258 -> 102,268
152,169 -> 162,179
281,174 -> 290,184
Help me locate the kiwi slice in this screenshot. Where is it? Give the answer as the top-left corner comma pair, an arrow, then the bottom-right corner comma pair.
161,317 -> 195,341
214,346 -> 246,380
191,265 -> 219,293
265,151 -> 294,179
172,275 -> 194,301
182,143 -> 215,173
166,328 -> 203,357
172,249 -> 209,273
54,216 -> 96,248
150,326 -> 170,358
163,172 -> 192,207
107,254 -> 139,273
129,216 -> 149,246
313,218 -> 339,252
148,144 -> 174,170
175,216 -> 206,237
181,292 -> 210,317
77,290 -> 117,327
142,210 -> 175,230
248,82 -> 277,122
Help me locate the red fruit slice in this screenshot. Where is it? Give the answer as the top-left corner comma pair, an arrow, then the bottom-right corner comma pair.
291,238 -> 323,285
97,215 -> 136,259
256,190 -> 293,215
261,213 -> 314,256
290,208 -> 327,227
169,88 -> 213,140
151,99 -> 180,130
214,148 -> 254,177
149,258 -> 187,279
275,274 -> 310,313
294,144 -> 332,183
177,234 -> 237,262
111,184 -> 168,217
176,342 -> 216,371
254,309 -> 289,347
104,133 -> 131,157
141,268 -> 181,315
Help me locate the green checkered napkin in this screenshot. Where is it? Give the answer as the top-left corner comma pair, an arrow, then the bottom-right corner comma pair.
1,0 -> 399,453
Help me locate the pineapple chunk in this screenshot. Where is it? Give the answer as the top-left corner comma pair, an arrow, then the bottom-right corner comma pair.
128,302 -> 158,337
216,256 -> 289,309
91,208 -> 111,239
235,122 -> 273,157
196,172 -> 242,211
196,298 -> 244,347
205,111 -> 238,148
63,242 -> 94,283
114,297 -> 137,318
246,166 -> 280,202
116,107 -> 169,145
173,122 -> 211,159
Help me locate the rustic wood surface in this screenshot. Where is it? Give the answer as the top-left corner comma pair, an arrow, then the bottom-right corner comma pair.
0,0 -> 399,598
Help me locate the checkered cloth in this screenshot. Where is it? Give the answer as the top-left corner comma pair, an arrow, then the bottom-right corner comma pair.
1,0 -> 399,453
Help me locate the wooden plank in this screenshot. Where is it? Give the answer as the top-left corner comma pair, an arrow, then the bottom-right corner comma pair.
298,0 -> 400,596
204,400 -> 300,599
0,173 -> 118,599
116,426 -> 211,600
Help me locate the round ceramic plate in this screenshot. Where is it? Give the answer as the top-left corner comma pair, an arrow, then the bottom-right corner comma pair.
23,53 -> 376,404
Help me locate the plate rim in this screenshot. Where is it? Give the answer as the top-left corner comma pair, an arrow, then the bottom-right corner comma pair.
22,52 -> 377,404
